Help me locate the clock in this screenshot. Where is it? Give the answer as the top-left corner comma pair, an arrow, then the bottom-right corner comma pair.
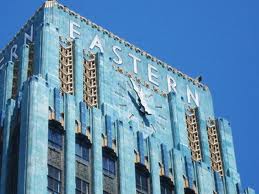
116,77 -> 167,137
128,78 -> 153,115
126,78 -> 157,129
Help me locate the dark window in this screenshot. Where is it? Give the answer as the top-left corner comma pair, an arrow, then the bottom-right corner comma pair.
184,188 -> 196,194
160,176 -> 174,194
76,142 -> 89,162
103,155 -> 116,176
48,128 -> 63,149
137,191 -> 146,194
136,170 -> 149,194
48,165 -> 61,194
27,44 -> 34,78
76,177 -> 89,194
161,184 -> 173,194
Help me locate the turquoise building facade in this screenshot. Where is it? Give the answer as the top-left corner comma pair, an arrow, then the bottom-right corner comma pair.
0,1 -> 255,194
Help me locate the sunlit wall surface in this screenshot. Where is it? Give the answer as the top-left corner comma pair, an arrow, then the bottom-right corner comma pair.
0,1 -> 255,194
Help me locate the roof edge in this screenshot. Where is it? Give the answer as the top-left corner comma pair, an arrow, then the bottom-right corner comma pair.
54,1 -> 208,90
0,0 -> 208,90
0,3 -> 45,55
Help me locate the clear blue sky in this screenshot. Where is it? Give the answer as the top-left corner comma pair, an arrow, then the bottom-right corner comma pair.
0,0 -> 258,191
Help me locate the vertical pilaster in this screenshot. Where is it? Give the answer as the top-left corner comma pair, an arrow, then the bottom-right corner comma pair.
97,53 -> 105,106
40,23 -> 49,78
196,163 -> 214,194
137,131 -> 145,165
184,156 -> 194,189
149,136 -> 161,194
18,44 -> 29,90
41,22 -> 60,87
0,99 -> 15,194
54,87 -> 61,121
105,115 -> 113,148
214,172 -> 224,194
91,108 -> 103,194
217,118 -> 238,180
117,120 -> 137,194
197,108 -> 211,166
17,76 -> 49,194
80,101 -> 87,134
168,92 -> 188,149
74,38 -> 83,104
172,149 -> 184,194
225,176 -> 237,194
33,23 -> 42,76
42,4 -> 60,87
0,65 -> 5,126
161,144 -> 169,177
64,94 -> 76,194
0,61 -> 14,125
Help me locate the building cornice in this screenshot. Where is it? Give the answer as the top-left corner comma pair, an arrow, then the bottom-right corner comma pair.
0,0 -> 208,90
55,2 -> 208,90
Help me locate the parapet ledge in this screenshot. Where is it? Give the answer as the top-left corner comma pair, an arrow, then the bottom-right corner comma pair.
54,1 -> 209,91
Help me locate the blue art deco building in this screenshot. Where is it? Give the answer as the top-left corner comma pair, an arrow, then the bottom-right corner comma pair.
0,1 -> 255,194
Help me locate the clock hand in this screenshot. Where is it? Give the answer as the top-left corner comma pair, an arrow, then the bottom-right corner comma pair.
129,78 -> 152,115
138,88 -> 152,115
130,78 -> 140,96
130,78 -> 143,105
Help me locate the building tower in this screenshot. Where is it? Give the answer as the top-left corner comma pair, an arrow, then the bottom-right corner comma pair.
0,1 -> 255,194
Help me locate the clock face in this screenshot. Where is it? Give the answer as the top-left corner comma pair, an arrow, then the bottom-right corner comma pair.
128,78 -> 154,116
125,78 -> 157,133
115,77 -> 169,138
